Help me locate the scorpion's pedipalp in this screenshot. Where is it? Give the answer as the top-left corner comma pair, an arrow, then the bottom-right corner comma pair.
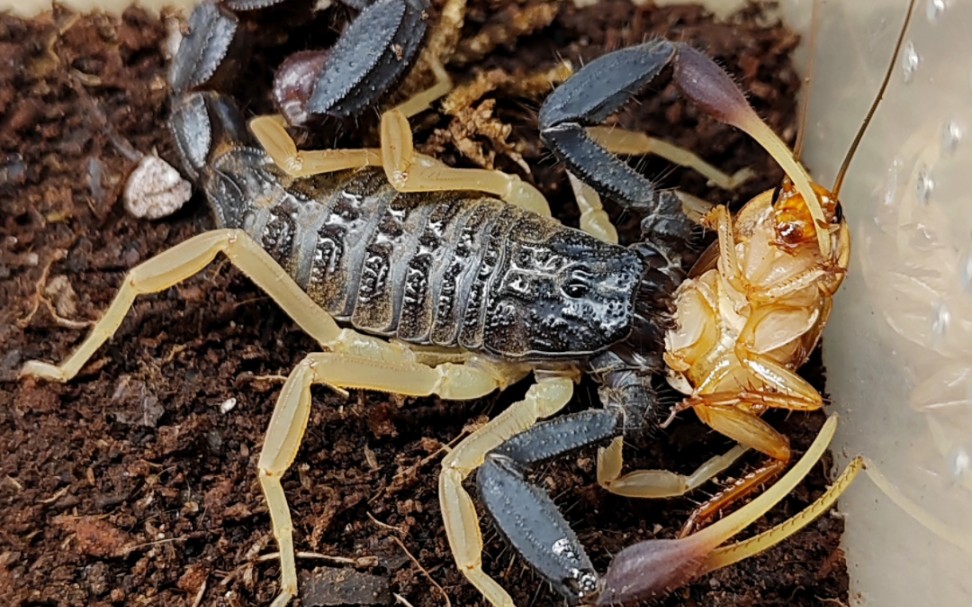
477,409 -> 623,602
539,41 -> 676,129
301,0 -> 429,121
224,0 -> 288,10
539,40 -> 677,210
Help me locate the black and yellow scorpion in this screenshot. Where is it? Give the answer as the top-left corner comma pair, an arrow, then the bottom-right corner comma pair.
21,1 -> 860,605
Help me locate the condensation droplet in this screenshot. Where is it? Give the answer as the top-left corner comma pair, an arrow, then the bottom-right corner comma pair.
926,0 -> 946,23
942,119 -> 963,154
961,251 -> 972,292
902,41 -> 920,83
949,447 -> 970,485
931,301 -> 951,341
916,164 -> 934,204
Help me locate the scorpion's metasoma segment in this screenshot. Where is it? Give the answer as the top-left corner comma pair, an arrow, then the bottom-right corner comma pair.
19,4 -> 867,607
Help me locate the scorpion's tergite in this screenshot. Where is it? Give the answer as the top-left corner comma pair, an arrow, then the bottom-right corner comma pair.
20,1 -> 867,606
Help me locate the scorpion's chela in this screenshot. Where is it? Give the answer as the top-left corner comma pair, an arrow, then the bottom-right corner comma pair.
19,1 -> 867,606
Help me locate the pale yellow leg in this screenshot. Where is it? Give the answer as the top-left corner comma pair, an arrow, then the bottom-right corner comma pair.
439,374 -> 575,607
566,171 -> 619,244
249,112 -> 550,217
392,55 -> 454,119
597,437 -> 748,498
587,126 -> 755,190
249,52 -> 456,179
20,229 -> 343,383
380,109 -> 551,216
258,345 -> 529,607
250,114 -> 383,179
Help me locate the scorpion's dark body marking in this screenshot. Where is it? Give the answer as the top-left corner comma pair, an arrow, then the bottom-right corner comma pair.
203,147 -> 646,361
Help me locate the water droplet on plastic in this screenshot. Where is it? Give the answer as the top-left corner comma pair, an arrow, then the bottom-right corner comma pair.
902,41 -> 920,83
949,446 -> 970,484
932,301 -> 951,340
926,0 -> 946,23
942,119 -> 962,154
916,165 -> 934,204
961,251 -> 972,292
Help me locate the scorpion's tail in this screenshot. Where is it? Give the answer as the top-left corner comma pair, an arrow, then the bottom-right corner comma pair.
169,92 -> 251,182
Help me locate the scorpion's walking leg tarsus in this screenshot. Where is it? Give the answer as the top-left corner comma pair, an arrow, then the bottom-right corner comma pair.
440,375 -> 575,607
597,439 -> 749,499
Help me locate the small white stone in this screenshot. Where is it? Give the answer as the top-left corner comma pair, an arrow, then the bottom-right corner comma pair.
219,397 -> 238,414
123,155 -> 192,220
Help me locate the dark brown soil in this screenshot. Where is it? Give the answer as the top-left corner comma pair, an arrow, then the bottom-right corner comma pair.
0,2 -> 847,607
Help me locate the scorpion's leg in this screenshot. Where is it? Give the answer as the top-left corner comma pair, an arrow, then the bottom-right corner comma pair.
586,126 -> 755,191
596,415 -> 863,605
596,438 -> 749,498
260,347 -> 528,607
378,108 -> 551,216
20,229 -> 343,382
440,374 -> 575,607
567,172 -> 618,244
250,107 -> 550,217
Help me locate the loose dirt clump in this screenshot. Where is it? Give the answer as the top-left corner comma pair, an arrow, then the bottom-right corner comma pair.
1,2 -> 847,606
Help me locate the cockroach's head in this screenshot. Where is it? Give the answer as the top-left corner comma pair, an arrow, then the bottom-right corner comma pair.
771,177 -> 844,253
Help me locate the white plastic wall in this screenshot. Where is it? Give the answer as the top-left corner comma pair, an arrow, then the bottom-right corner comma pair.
780,1 -> 972,605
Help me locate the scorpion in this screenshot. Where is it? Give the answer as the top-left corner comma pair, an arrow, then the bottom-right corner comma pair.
18,1 -> 866,606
